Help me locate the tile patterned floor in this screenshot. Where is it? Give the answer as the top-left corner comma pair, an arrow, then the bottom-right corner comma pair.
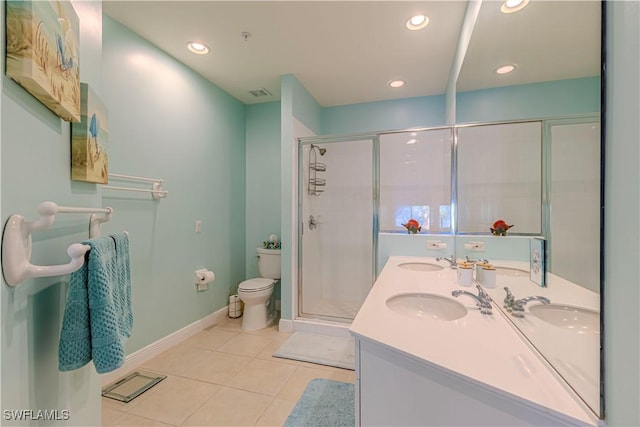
102,317 -> 355,427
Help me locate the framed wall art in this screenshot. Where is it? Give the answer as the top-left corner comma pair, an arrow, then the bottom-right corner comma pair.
71,83 -> 108,184
5,0 -> 81,122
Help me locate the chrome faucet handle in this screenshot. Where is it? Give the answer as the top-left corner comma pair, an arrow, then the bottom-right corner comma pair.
436,255 -> 458,269
474,284 -> 492,308
516,296 -> 551,306
503,286 -> 515,310
452,289 -> 492,315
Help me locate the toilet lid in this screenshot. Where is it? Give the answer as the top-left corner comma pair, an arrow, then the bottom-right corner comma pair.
239,278 -> 275,292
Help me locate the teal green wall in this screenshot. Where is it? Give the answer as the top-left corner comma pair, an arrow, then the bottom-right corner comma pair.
605,2 -> 640,425
1,10 -> 247,425
101,16 -> 246,352
279,75 -> 323,320
457,77 -> 601,123
322,95 -> 446,134
318,77 -> 599,137
1,3 -> 104,425
289,76 -> 323,135
245,101 -> 281,287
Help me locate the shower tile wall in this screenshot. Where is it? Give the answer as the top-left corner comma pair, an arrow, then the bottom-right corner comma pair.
300,140 -> 374,320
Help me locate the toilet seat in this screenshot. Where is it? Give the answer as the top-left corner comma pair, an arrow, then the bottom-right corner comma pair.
238,278 -> 275,293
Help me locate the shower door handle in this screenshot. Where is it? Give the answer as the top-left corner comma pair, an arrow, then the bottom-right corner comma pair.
308,215 -> 317,230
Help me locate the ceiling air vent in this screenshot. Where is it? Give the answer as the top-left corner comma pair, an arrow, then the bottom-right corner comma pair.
249,88 -> 272,98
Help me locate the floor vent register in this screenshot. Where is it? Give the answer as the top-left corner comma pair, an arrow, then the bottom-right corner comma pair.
101,371 -> 166,403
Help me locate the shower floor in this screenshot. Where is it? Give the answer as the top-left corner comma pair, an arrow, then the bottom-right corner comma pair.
301,298 -> 363,321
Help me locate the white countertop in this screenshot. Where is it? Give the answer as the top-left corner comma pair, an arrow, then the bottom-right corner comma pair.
349,256 -> 598,427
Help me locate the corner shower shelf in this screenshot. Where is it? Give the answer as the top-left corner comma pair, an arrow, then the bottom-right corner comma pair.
310,162 -> 326,172
308,145 -> 326,196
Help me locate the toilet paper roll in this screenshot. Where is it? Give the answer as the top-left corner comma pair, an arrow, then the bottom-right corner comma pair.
196,270 -> 215,285
229,295 -> 243,318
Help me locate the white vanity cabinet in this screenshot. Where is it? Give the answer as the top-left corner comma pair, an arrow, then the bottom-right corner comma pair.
355,337 -> 586,426
350,257 -> 597,427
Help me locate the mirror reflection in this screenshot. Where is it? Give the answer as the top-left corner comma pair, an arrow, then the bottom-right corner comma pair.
454,0 -> 601,416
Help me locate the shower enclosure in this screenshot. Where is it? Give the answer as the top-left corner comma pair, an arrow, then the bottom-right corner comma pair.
298,137 -> 376,322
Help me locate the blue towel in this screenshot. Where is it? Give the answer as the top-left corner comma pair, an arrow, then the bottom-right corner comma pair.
59,232 -> 133,373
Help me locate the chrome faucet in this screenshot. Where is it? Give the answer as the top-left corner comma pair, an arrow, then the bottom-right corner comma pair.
503,286 -> 550,318
452,285 -> 493,315
436,255 -> 458,269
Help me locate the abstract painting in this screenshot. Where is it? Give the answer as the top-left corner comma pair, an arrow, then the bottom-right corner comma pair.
5,0 -> 80,122
71,84 -> 108,183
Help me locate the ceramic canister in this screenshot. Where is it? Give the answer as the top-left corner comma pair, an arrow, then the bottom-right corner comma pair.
457,265 -> 473,287
482,265 -> 497,288
475,262 -> 489,283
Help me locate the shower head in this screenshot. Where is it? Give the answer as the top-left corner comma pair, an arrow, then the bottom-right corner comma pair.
311,144 -> 327,156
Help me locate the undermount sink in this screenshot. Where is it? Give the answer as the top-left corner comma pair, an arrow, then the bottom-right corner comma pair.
496,267 -> 529,277
386,293 -> 467,321
397,262 -> 444,272
529,304 -> 600,334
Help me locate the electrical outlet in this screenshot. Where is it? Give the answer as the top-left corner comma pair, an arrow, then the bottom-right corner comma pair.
427,240 -> 446,249
195,220 -> 202,233
464,241 -> 485,251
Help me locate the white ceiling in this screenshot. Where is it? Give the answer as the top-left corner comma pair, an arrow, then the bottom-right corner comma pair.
103,1 -> 601,107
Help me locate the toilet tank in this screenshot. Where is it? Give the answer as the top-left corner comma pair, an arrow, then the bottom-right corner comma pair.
257,248 -> 281,279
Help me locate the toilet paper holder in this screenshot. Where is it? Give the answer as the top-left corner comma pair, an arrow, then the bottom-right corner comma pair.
194,268 -> 215,290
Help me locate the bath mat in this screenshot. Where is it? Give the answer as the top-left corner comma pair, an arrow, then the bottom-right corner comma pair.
274,332 -> 355,370
284,378 -> 355,427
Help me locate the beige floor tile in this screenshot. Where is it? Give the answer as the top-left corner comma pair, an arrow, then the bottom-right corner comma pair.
214,316 -> 244,332
277,365 -> 350,402
140,344 -> 209,375
216,333 -> 273,357
244,323 -> 283,338
102,396 -> 132,411
182,387 -> 272,426
177,350 -> 252,384
126,375 -> 219,426
224,358 -> 297,397
108,412 -> 173,427
181,328 -> 239,351
254,398 -> 297,427
255,334 -> 299,366
102,405 -> 126,426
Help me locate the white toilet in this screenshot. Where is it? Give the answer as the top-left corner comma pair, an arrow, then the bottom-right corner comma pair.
237,248 -> 281,331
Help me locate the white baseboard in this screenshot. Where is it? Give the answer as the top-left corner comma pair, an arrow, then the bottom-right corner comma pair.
101,306 -> 228,387
278,318 -> 293,333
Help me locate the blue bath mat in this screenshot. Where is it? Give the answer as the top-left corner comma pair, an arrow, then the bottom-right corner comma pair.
284,378 -> 355,427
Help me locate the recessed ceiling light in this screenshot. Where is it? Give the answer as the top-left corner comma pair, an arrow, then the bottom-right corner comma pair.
501,0 -> 530,14
187,41 -> 210,55
495,64 -> 517,74
388,80 -> 405,88
406,14 -> 429,31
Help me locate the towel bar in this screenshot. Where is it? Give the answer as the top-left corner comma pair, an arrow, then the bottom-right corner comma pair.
1,201 -> 113,286
104,173 -> 168,200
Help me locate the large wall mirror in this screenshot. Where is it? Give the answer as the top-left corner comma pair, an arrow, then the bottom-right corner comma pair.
453,1 -> 602,418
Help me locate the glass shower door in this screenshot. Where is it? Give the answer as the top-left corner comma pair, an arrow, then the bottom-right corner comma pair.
298,138 -> 375,322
